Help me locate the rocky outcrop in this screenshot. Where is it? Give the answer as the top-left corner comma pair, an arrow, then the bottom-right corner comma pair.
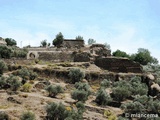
95,57 -> 142,73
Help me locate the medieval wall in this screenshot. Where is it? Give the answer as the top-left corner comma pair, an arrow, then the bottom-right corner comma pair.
62,39 -> 84,48
95,57 -> 142,73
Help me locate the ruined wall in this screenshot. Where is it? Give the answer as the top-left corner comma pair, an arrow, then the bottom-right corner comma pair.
62,39 -> 84,48
38,51 -> 74,62
95,57 -> 142,73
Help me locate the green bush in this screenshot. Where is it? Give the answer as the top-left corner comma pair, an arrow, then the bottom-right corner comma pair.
0,60 -> 7,76
21,83 -> 32,92
76,101 -> 85,113
129,76 -> 148,96
100,79 -> 111,88
68,68 -> 85,83
95,88 -> 112,106
46,102 -> 69,120
45,85 -> 63,97
46,102 -> 84,120
71,89 -> 88,102
0,111 -> 9,120
0,76 -> 7,89
16,68 -> 37,83
52,32 -> 64,47
0,46 -> 12,58
72,82 -> 91,102
20,111 -> 35,120
7,75 -> 21,91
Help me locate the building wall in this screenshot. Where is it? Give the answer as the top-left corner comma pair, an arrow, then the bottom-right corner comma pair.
62,39 -> 84,48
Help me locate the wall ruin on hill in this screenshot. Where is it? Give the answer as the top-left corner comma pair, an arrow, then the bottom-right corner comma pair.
95,57 -> 142,73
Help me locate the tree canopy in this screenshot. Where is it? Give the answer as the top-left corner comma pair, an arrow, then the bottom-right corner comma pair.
88,38 -> 96,45
112,48 -> 158,65
5,38 -> 17,46
52,32 -> 64,47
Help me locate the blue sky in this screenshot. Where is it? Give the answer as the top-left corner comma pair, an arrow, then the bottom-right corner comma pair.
0,0 -> 160,61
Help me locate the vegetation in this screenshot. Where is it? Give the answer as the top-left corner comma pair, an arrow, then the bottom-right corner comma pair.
46,102 -> 84,120
7,75 -> 21,91
53,32 -> 64,47
68,68 -> 85,83
100,79 -> 111,88
0,111 -> 9,120
88,38 -> 96,45
75,36 -> 83,40
0,46 -> 12,58
21,83 -> 32,92
45,85 -> 63,97
0,76 -> 7,89
112,48 -> 158,65
0,60 -> 7,76
20,111 -> 35,120
95,88 -> 112,106
112,49 -> 130,58
5,38 -> 17,46
104,42 -> 111,50
71,82 -> 91,102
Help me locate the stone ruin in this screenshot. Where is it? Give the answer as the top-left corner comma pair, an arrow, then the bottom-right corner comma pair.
26,41 -> 142,73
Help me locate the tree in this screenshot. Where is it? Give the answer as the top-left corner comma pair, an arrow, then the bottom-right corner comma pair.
0,46 -> 12,58
5,38 -> 17,46
75,36 -> 83,40
132,48 -> 158,65
41,39 -> 47,47
112,49 -> 130,58
45,85 -> 63,97
52,32 -> 64,47
88,38 -> 96,45
104,42 -> 111,50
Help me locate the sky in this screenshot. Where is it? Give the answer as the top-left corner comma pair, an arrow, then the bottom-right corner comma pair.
0,0 -> 160,62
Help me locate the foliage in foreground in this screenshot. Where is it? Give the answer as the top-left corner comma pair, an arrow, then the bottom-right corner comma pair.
0,111 -> 9,120
45,85 -> 63,97
46,102 -> 85,120
20,111 -> 35,120
95,88 -> 112,106
68,68 -> 85,83
71,82 -> 91,102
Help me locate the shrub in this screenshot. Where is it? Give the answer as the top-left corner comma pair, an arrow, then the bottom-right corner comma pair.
0,46 -> 12,58
46,102 -> 68,120
76,101 -> 85,113
16,68 -> 37,83
0,60 -> 7,76
0,111 -> 9,120
20,111 -> 35,120
21,83 -> 32,92
100,79 -> 111,88
121,101 -> 145,114
95,88 -> 112,106
45,85 -> 63,97
68,68 -> 85,83
112,86 -> 131,102
71,89 -> 88,102
72,82 -> 91,102
0,76 -> 7,89
7,75 -> 21,91
46,102 -> 84,120
129,76 -> 148,96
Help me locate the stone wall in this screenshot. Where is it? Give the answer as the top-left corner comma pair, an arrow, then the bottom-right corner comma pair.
38,51 -> 73,62
62,39 -> 84,48
95,57 -> 142,73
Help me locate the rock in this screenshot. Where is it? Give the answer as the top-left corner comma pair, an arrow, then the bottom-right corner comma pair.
34,83 -> 46,89
147,73 -> 155,80
7,97 -> 21,104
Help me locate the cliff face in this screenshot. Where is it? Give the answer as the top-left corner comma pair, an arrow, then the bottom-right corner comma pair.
95,57 -> 142,73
